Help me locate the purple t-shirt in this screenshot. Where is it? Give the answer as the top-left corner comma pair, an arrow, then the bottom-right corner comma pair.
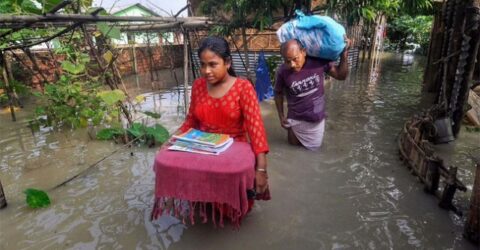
275,57 -> 332,122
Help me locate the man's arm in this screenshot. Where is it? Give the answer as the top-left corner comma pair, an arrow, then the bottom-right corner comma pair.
274,91 -> 289,129
327,49 -> 349,80
327,37 -> 351,80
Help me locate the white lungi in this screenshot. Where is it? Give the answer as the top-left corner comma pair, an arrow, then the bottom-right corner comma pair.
286,118 -> 325,151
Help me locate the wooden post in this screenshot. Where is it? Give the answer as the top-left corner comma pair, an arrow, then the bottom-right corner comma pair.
439,166 -> 459,212
131,44 -> 140,89
183,30 -> 190,114
241,26 -> 251,81
423,1 -> 450,92
445,0 -> 467,103
4,51 -> 21,107
0,178 -> 6,209
1,52 -> 16,121
464,161 -> 480,244
146,34 -> 156,90
361,23 -> 370,62
450,1 -> 480,136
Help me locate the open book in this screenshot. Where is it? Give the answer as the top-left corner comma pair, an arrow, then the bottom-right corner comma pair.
172,128 -> 232,148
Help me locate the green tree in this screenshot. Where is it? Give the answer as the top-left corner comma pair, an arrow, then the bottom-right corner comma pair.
387,15 -> 433,53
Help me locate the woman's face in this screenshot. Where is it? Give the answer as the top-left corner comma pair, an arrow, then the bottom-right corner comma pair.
199,49 -> 231,85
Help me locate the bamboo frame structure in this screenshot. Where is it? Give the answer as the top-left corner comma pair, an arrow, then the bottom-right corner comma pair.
0,178 -> 6,209
0,3 -> 214,121
397,111 -> 467,215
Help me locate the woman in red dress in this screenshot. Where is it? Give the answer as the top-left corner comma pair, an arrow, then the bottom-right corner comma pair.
152,37 -> 270,225
178,37 -> 270,196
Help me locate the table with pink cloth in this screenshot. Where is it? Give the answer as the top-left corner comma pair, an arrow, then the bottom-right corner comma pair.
152,142 -> 256,227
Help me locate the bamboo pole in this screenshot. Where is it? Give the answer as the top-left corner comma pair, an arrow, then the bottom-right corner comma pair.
183,30 -> 190,114
423,1 -> 445,92
0,14 -> 208,24
119,21 -> 213,32
1,52 -> 16,121
4,51 -> 21,107
131,44 -> 140,89
0,178 -> 6,209
464,161 -> 480,244
241,26 -> 251,81
146,34 -> 156,90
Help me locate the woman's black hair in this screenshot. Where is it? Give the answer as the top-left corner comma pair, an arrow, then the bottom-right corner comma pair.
198,36 -> 237,77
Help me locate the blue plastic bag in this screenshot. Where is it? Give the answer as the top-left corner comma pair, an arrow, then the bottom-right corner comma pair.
276,10 -> 346,61
255,52 -> 273,102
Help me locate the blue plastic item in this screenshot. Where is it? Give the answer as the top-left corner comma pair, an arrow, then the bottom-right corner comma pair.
276,10 -> 346,61
255,52 -> 274,102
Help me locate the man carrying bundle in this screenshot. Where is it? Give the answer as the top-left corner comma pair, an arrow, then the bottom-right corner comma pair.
274,38 -> 350,150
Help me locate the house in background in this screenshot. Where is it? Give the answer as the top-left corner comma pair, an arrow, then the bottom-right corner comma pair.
111,3 -> 182,45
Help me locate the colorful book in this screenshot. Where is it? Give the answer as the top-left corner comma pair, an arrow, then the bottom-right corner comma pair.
168,138 -> 234,155
172,128 -> 232,148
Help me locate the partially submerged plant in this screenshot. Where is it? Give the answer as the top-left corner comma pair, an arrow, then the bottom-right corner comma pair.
23,188 -> 51,209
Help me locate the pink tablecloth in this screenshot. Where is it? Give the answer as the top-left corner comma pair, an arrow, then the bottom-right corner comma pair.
152,142 -> 255,227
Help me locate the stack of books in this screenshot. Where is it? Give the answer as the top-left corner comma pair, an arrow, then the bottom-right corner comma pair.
168,128 -> 234,155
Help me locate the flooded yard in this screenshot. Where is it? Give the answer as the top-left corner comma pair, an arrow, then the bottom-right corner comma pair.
0,53 -> 478,249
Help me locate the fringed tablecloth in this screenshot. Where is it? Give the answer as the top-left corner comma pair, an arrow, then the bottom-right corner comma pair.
151,142 -> 256,228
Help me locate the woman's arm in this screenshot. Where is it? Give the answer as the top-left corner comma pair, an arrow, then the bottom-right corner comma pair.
239,80 -> 270,193
255,152 -> 268,194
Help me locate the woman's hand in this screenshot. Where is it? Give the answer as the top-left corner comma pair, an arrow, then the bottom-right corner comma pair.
255,153 -> 268,194
255,171 -> 268,194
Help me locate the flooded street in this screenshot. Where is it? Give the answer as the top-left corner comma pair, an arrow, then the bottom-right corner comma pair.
0,53 -> 479,249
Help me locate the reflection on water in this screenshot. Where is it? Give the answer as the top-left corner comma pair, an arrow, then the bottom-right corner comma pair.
0,53 -> 478,250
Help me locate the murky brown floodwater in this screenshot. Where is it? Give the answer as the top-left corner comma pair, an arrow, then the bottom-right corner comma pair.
0,53 -> 479,250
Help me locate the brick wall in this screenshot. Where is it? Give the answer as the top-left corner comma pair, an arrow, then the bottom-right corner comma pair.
115,44 -> 184,75
10,44 -> 184,88
191,30 -> 281,52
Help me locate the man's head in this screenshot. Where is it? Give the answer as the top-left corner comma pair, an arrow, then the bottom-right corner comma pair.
280,39 -> 307,72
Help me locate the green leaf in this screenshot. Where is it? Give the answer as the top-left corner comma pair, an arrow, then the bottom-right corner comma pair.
103,50 -> 113,64
142,111 -> 161,119
145,124 -> 169,143
135,94 -> 146,103
32,91 -> 43,97
126,122 -> 147,138
97,90 -> 126,106
87,7 -> 107,15
23,188 -> 51,208
35,107 -> 46,115
79,53 -> 91,64
42,0 -> 63,13
79,117 -> 89,127
21,0 -> 42,14
96,127 -> 125,140
97,22 -> 121,39
61,61 -> 85,75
